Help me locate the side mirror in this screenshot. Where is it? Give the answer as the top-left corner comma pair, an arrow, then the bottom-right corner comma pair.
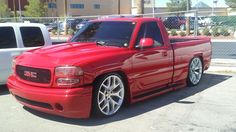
67,35 -> 73,43
139,38 -> 154,48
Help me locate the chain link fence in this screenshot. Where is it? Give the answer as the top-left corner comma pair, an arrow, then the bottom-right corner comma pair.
0,11 -> 236,41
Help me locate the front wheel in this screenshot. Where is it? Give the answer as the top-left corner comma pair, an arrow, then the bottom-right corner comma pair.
187,57 -> 203,86
93,73 -> 125,117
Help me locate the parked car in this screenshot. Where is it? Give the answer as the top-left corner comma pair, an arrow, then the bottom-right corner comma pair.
163,16 -> 186,29
164,16 -> 196,30
0,23 -> 52,85
76,20 -> 89,31
7,18 -> 211,118
61,18 -> 84,31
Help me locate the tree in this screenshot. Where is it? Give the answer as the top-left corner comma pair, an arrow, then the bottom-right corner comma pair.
225,0 -> 236,8
166,0 -> 188,12
0,1 -> 11,18
24,0 -> 47,17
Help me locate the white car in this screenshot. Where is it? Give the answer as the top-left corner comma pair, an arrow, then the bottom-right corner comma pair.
0,23 -> 52,85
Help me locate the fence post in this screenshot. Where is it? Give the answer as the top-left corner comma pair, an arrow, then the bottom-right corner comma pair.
57,18 -> 60,40
194,10 -> 198,36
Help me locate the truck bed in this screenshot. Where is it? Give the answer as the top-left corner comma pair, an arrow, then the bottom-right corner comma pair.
170,36 -> 210,44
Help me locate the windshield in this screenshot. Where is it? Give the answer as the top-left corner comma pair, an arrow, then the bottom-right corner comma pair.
70,21 -> 136,47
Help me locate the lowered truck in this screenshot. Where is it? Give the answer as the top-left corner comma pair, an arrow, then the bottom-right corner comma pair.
7,18 -> 211,118
0,23 -> 52,85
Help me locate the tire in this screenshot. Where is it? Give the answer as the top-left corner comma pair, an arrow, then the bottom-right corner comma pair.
187,57 -> 203,86
92,73 -> 125,117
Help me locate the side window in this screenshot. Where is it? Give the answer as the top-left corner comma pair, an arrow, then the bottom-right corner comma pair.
20,27 -> 45,47
0,27 -> 17,49
135,22 -> 164,48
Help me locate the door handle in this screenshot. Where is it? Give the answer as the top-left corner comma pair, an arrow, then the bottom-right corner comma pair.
162,51 -> 168,57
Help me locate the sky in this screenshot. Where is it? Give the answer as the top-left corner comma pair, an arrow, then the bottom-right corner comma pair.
155,0 -> 228,7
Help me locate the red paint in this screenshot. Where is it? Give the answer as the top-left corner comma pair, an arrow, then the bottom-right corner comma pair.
140,38 -> 154,48
7,18 -> 211,118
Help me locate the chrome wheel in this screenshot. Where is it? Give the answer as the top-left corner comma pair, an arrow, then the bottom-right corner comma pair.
97,75 -> 125,116
189,57 -> 203,85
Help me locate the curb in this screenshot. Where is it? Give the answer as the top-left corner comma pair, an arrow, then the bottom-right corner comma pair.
211,39 -> 236,42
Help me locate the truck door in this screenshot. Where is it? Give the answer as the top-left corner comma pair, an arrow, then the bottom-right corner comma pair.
132,21 -> 173,93
0,27 -> 20,84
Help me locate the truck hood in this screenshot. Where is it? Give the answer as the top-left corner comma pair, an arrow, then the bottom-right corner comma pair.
16,42 -> 130,68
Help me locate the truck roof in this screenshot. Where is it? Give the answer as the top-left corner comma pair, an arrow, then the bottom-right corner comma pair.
92,17 -> 161,22
0,23 -> 46,28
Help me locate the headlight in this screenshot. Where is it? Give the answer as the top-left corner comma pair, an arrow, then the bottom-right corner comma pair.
55,66 -> 83,77
55,66 -> 83,87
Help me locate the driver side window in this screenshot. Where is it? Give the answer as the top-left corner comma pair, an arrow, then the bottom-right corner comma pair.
135,22 -> 164,48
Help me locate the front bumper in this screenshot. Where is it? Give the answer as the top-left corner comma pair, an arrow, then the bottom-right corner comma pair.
7,75 -> 93,118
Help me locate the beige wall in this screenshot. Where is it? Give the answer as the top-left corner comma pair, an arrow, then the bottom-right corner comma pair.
47,0 -> 132,17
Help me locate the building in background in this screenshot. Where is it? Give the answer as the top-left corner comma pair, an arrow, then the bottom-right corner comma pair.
46,0 -> 132,17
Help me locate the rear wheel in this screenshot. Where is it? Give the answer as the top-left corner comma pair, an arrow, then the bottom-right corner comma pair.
187,57 -> 203,86
93,73 -> 125,117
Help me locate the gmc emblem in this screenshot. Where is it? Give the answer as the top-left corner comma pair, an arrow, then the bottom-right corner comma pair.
24,71 -> 37,78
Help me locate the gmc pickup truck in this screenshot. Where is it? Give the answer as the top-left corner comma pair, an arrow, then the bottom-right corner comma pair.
0,23 -> 52,85
7,18 -> 211,118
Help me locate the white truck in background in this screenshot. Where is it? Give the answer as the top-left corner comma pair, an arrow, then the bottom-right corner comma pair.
0,23 -> 52,85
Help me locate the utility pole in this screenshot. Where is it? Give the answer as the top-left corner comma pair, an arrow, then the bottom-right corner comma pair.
186,0 -> 191,35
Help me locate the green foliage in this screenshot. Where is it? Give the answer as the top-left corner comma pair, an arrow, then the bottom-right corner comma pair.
212,27 -> 220,37
166,0 -> 188,12
170,30 -> 178,36
68,28 -> 75,35
24,0 -> 47,17
179,31 -> 186,36
202,28 -> 211,36
220,27 -> 230,36
0,1 -> 11,18
225,0 -> 236,8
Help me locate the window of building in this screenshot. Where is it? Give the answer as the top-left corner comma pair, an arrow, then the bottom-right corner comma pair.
94,4 -> 100,9
0,27 -> 17,49
20,27 -> 45,47
48,3 -> 57,8
70,4 -> 84,9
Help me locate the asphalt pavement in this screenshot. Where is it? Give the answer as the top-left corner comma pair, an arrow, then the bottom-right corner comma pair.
1,72 -> 236,132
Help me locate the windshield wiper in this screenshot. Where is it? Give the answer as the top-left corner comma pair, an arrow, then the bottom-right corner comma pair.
96,40 -> 107,46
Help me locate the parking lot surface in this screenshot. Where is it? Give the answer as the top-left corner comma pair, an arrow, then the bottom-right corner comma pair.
0,72 -> 236,132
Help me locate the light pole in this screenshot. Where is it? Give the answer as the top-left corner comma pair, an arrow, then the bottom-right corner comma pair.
64,0 -> 68,35
212,0 -> 218,15
152,0 -> 155,17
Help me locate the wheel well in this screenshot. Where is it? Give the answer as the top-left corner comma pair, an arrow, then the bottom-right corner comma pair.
92,71 -> 131,104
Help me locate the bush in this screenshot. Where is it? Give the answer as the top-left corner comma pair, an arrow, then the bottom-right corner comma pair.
211,27 -> 220,37
179,31 -> 186,36
51,29 -> 57,35
170,30 -> 178,36
220,27 -> 230,36
202,28 -> 211,36
68,28 -> 75,35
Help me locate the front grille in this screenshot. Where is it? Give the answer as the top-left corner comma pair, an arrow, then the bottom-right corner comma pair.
16,65 -> 51,84
15,95 -> 53,110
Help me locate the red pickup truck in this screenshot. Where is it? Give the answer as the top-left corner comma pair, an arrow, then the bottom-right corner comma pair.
7,17 -> 211,118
